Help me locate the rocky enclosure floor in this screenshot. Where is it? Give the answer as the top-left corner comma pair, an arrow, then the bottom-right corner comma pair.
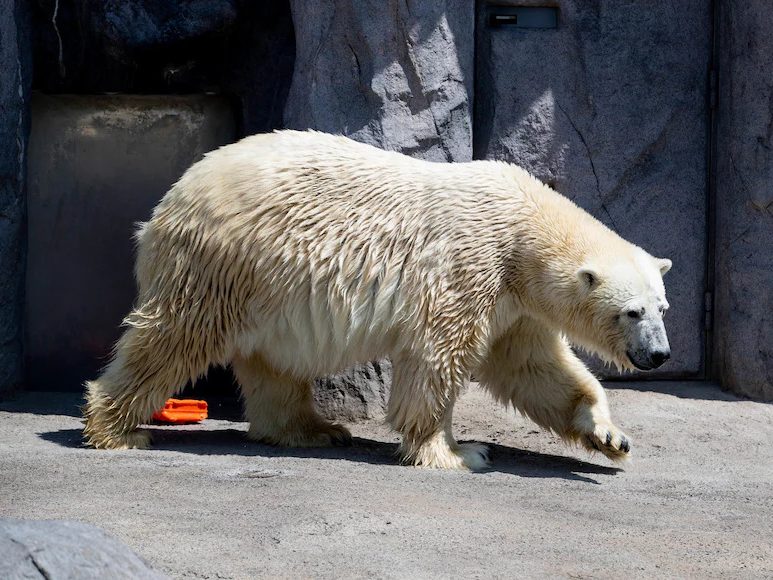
1,382 -> 771,579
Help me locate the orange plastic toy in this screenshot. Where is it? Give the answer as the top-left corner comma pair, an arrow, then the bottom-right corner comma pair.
152,399 -> 208,424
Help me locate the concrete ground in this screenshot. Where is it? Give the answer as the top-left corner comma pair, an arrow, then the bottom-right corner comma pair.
1,382 -> 771,579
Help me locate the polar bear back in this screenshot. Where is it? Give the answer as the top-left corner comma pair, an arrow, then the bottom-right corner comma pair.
132,130 -> 630,376
133,132 -> 525,373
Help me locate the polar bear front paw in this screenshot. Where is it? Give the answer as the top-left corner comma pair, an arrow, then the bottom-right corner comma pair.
583,422 -> 631,462
84,427 -> 152,450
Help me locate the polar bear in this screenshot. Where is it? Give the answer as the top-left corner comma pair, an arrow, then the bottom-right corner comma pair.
83,130 -> 672,469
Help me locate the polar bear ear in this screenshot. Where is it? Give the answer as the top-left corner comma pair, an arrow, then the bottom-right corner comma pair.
656,258 -> 672,276
577,266 -> 600,290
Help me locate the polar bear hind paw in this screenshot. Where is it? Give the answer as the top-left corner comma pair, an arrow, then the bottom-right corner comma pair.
458,442 -> 492,470
405,436 -> 491,470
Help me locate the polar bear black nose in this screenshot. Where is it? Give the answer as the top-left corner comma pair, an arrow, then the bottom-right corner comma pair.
649,349 -> 671,368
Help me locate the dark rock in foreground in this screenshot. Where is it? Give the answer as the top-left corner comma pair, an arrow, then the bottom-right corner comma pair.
0,519 -> 167,579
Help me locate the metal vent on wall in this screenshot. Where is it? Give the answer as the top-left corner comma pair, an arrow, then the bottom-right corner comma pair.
487,6 -> 558,29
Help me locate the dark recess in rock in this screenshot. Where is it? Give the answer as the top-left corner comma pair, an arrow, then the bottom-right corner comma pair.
25,1 -> 295,401
31,0 -> 295,133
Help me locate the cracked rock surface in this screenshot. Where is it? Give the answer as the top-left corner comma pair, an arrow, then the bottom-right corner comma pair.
284,0 -> 474,162
315,360 -> 391,421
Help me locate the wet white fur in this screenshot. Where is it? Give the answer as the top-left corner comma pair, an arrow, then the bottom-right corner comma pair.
83,130 -> 671,468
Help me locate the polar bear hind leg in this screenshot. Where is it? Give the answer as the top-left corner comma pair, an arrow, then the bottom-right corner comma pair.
387,354 -> 490,470
232,352 -> 352,447
83,324 -> 196,450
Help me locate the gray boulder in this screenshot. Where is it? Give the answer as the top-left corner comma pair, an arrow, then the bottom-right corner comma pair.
315,360 -> 391,421
0,519 -> 166,579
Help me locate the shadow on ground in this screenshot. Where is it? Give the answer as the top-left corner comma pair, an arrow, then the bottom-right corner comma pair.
0,393 -> 244,419
39,426 -> 619,484
0,392 -> 86,417
604,380 -> 756,402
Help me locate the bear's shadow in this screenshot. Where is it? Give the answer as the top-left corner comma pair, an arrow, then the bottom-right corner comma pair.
40,427 -> 621,484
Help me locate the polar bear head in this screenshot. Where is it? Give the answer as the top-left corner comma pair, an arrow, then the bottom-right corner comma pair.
572,249 -> 672,371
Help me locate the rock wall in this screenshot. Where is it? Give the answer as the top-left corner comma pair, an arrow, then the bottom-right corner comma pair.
0,1 -> 31,395
314,360 -> 392,422
713,1 -> 773,400
285,0 -> 474,162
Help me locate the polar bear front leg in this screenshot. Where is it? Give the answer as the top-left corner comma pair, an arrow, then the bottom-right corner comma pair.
232,353 -> 352,447
387,354 -> 490,470
477,319 -> 631,462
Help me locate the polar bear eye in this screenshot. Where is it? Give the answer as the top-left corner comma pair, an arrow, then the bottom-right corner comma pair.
627,309 -> 642,319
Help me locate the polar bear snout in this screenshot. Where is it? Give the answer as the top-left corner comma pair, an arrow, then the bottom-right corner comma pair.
627,349 -> 667,370
626,317 -> 671,370
627,347 -> 670,371
648,348 -> 671,368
